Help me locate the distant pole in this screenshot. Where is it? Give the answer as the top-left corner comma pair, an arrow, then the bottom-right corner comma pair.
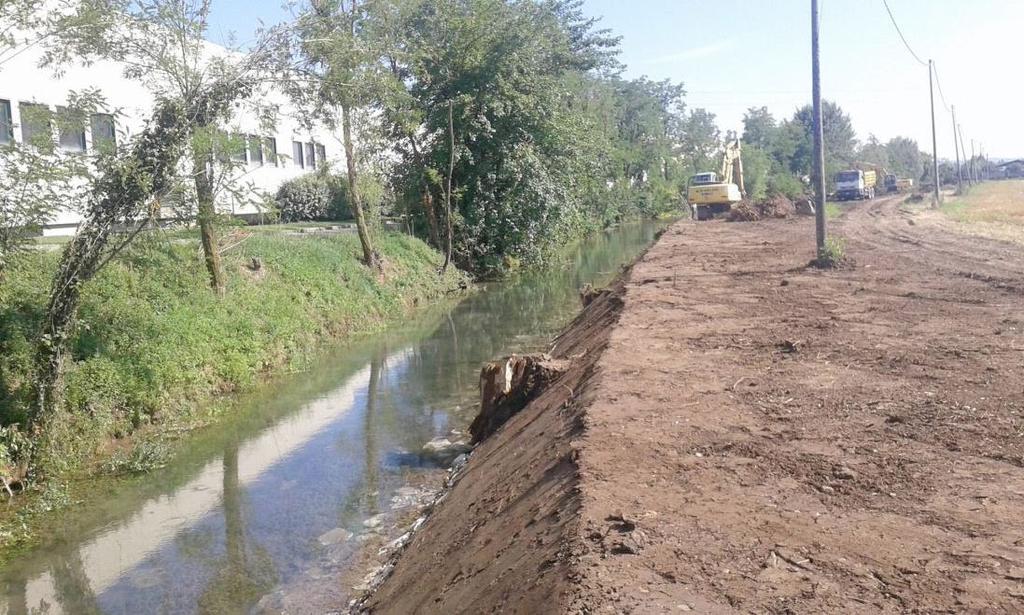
970,138 -> 977,184
958,124 -> 970,186
928,60 -> 940,207
811,0 -> 827,256
951,105 -> 962,193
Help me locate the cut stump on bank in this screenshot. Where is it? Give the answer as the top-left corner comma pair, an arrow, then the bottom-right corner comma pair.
469,354 -> 567,444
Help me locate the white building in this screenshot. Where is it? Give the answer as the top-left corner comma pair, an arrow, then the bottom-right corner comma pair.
0,31 -> 344,236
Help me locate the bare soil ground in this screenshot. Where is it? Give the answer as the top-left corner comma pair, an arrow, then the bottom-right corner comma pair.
361,196 -> 1024,614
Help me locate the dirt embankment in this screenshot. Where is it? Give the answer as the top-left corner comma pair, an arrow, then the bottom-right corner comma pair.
360,197 -> 1024,613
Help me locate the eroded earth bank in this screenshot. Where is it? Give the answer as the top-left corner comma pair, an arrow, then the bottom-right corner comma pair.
357,197 -> 1024,613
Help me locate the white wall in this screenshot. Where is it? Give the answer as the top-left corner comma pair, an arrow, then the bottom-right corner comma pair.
0,32 -> 346,235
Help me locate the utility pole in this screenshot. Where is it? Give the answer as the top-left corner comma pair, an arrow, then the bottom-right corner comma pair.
928,60 -> 940,207
951,105 -> 962,193
970,139 -> 977,184
811,0 -> 827,257
958,124 -> 970,186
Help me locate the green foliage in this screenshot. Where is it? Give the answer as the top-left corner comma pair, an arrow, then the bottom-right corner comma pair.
0,230 -> 468,476
742,145 -> 772,202
101,440 -> 170,475
814,236 -> 847,269
274,171 -> 353,222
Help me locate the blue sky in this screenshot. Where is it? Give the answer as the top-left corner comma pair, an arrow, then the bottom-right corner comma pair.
208,0 -> 1023,159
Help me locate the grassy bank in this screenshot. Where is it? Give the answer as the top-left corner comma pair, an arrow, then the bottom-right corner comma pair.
0,230 -> 469,482
938,180 -> 1024,244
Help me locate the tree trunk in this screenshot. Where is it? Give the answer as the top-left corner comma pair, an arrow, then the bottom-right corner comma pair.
341,101 -> 380,270
408,134 -> 440,247
441,100 -> 455,273
193,146 -> 226,295
31,100 -> 191,463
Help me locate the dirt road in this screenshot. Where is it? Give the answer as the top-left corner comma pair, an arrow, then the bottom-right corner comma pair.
360,197 -> 1024,613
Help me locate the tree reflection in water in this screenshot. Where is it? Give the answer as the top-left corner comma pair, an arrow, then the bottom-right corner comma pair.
195,444 -> 278,614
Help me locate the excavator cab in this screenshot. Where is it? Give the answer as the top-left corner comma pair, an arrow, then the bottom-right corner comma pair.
687,140 -> 744,220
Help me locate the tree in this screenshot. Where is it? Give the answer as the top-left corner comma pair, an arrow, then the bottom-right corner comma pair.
381,0 -> 618,273
886,136 -> 923,181
741,106 -> 776,151
678,108 -> 720,174
294,0 -> 382,271
30,8 -> 285,470
858,134 -> 890,170
791,100 -> 856,183
48,0 -> 285,295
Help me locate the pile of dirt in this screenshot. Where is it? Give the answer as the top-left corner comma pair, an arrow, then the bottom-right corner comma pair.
758,194 -> 796,218
727,195 -> 796,222
726,200 -> 760,221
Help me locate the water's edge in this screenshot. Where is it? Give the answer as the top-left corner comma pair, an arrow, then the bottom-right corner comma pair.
0,221 -> 666,614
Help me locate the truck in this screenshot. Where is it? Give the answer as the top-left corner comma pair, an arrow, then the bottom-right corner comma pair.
687,139 -> 744,220
885,174 -> 914,193
834,169 -> 876,201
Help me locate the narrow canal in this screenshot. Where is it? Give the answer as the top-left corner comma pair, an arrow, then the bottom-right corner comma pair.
0,222 -> 664,614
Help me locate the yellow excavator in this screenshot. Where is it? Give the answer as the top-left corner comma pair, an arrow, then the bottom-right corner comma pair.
687,139 -> 744,220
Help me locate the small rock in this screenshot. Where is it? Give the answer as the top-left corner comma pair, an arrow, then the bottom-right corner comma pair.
317,527 -> 353,546
451,453 -> 470,472
833,466 -> 857,480
819,485 -> 835,494
363,513 -> 387,529
422,437 -> 473,464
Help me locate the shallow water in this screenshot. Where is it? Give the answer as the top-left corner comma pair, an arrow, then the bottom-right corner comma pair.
0,222 -> 665,614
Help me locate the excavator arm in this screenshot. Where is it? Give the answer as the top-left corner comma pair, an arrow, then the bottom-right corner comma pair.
719,139 -> 745,196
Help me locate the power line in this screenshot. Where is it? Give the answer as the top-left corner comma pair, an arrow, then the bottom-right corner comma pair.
881,0 -> 928,67
931,62 -> 951,113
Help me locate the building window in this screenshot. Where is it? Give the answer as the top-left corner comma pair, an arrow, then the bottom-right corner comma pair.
90,113 -> 116,152
315,143 -> 326,166
19,102 -> 52,148
247,134 -> 263,166
292,140 -> 304,168
264,136 -> 277,167
0,100 -> 12,145
229,133 -> 247,163
56,106 -> 87,153
304,142 -> 315,168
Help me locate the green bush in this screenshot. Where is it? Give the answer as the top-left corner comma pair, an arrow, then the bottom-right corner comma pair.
767,172 -> 807,200
275,174 -> 332,222
274,171 -> 353,222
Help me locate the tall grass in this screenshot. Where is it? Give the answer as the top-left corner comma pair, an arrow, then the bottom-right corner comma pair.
0,230 -> 468,476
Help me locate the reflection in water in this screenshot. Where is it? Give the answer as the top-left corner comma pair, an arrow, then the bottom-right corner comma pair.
0,222 -> 665,614
195,445 -> 277,614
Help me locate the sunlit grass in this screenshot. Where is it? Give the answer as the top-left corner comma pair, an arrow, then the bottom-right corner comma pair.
941,180 -> 1024,226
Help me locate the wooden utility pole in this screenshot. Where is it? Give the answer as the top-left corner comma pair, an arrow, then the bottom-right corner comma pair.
958,124 -> 971,186
928,60 -> 940,207
951,105 -> 962,193
811,0 -> 827,257
970,138 -> 977,184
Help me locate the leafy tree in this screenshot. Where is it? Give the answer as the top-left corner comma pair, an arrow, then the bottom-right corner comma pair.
294,0 -> 383,271
791,100 -> 857,185
741,145 -> 772,201
382,0 -> 618,274
858,134 -> 890,170
886,136 -> 923,181
47,0 -> 287,295
678,108 -> 720,174
741,106 -> 776,151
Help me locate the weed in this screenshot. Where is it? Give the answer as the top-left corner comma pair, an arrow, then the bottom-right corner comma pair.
102,440 -> 171,475
812,237 -> 849,269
